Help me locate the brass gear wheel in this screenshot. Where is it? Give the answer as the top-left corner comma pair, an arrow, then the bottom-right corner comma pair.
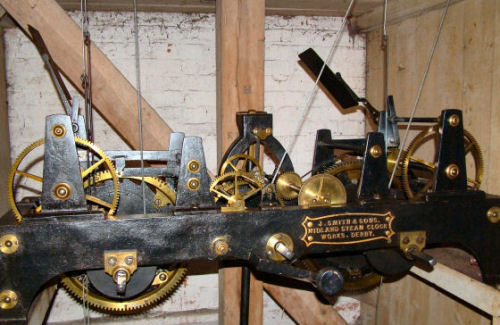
83,171 -> 176,210
402,126 -> 483,199
210,171 -> 263,209
275,171 -> 302,200
64,171 -> 185,314
7,137 -> 119,222
61,267 -> 187,314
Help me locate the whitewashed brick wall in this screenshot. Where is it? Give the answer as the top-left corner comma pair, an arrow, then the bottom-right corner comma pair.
4,11 -> 365,324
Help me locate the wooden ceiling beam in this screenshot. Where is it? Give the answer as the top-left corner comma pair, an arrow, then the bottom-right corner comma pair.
352,0 -> 467,33
54,0 -> 381,17
0,0 -> 173,150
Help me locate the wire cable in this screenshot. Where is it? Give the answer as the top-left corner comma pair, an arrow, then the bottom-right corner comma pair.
270,0 -> 356,185
133,0 -> 147,215
387,0 -> 451,188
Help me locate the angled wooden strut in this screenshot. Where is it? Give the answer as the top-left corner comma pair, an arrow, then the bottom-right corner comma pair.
0,0 -> 173,150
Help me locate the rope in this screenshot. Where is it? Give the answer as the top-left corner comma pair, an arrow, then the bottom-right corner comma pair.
388,0 -> 451,188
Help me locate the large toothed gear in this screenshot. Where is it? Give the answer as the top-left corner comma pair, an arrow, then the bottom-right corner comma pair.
63,170 -> 185,314
7,137 -> 119,222
401,126 -> 483,199
61,267 -> 187,314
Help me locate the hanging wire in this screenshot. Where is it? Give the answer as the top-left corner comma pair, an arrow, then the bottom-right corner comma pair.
82,274 -> 90,325
133,0 -> 147,215
387,0 -> 451,188
270,0 -> 356,185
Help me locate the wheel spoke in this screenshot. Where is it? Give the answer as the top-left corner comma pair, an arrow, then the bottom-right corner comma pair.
81,158 -> 106,179
15,170 -> 43,182
409,156 -> 435,169
464,142 -> 473,154
228,161 -> 237,171
85,194 -> 112,209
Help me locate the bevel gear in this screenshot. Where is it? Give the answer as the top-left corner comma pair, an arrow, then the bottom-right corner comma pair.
401,126 -> 483,199
275,171 -> 302,200
7,137 -> 119,222
61,267 -> 187,314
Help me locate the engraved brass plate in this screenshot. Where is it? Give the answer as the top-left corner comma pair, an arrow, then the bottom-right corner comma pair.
301,212 -> 396,247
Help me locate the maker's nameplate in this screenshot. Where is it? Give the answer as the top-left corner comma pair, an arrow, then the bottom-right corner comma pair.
301,212 -> 395,247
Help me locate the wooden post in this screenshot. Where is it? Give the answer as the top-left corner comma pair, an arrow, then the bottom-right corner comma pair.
216,0 -> 265,323
0,26 -> 10,215
0,0 -> 173,150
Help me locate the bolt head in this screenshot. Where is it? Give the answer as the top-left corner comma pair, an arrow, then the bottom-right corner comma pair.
125,256 -> 134,265
107,256 -> 117,266
402,236 -> 410,244
416,236 -> 424,244
159,273 -> 167,281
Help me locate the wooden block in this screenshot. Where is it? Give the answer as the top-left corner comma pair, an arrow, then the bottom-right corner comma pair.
263,283 -> 348,325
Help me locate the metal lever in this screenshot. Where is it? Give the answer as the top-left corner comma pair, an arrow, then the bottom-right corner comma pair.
407,247 -> 436,268
275,241 -> 295,261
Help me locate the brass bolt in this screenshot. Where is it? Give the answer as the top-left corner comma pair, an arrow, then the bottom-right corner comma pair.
307,235 -> 314,242
53,183 -> 72,201
445,164 -> 460,180
107,256 -> 117,266
125,256 -> 134,265
212,238 -> 229,256
487,206 -> 500,223
187,178 -> 200,191
448,114 -> 460,127
370,145 -> 383,158
187,160 -> 200,173
52,124 -> 66,138
307,221 -> 313,228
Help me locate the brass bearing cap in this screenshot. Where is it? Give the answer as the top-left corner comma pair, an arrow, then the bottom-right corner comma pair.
52,124 -> 66,138
187,160 -> 200,173
53,183 -> 72,200
0,290 -> 18,309
447,114 -> 460,127
211,237 -> 230,256
487,206 -> 500,223
445,164 -> 460,180
187,178 -> 200,191
0,234 -> 19,254
369,145 -> 383,158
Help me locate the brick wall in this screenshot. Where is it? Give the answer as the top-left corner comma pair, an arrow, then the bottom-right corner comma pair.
4,11 -> 365,324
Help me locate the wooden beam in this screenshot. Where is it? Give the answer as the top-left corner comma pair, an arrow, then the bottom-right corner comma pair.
410,263 -> 500,316
0,0 -> 173,150
54,0 -> 381,17
352,0 -> 467,33
216,0 -> 264,324
264,283 -> 348,325
0,27 -> 10,215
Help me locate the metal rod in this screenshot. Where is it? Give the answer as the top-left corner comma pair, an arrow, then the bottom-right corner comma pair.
240,266 -> 251,325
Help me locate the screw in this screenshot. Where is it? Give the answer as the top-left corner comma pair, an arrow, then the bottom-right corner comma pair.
307,235 -> 314,241
125,256 -> 134,265
154,199 -> 161,207
402,237 -> 410,244
3,297 -> 10,303
159,273 -> 167,281
416,236 -> 424,244
4,241 -> 12,248
107,256 -> 117,266
370,145 -> 383,158
307,222 -> 313,228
